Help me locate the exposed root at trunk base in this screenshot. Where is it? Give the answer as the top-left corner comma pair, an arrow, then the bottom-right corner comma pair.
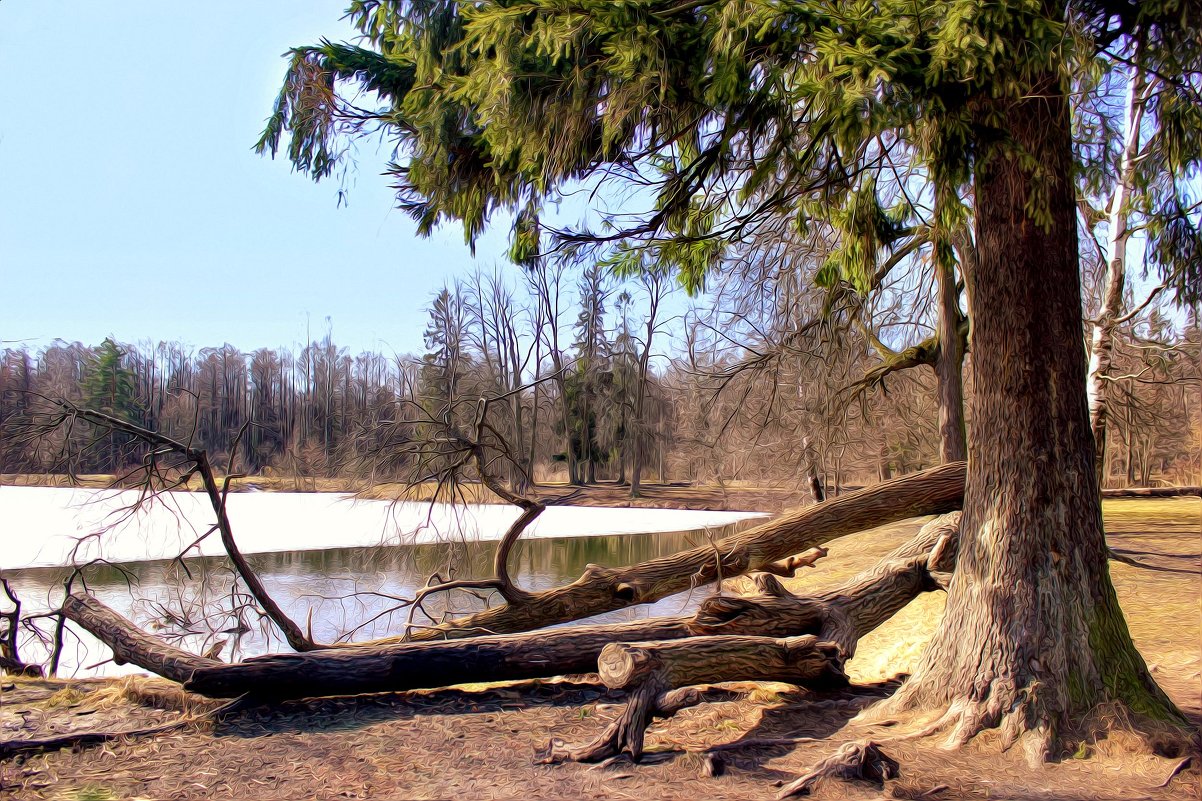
859,688 -> 1198,769
777,740 -> 900,798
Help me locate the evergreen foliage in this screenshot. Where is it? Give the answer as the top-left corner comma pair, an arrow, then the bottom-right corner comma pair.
259,1 -> 1198,302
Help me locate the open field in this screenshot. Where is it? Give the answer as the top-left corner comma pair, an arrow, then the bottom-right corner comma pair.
1,497 -> 1199,800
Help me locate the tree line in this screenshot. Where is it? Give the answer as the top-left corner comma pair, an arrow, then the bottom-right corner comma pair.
3,260 -> 1197,491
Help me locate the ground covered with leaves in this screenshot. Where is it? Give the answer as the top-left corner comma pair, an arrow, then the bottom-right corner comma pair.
2,498 -> 1198,800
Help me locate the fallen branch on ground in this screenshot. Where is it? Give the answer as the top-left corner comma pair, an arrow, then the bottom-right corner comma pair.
395,463 -> 965,642
543,635 -> 847,762
544,513 -> 960,762
63,513 -> 960,700
777,740 -> 900,798
0,696 -> 245,761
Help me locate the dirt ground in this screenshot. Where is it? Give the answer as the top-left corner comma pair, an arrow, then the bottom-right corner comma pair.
1,498 -> 1199,801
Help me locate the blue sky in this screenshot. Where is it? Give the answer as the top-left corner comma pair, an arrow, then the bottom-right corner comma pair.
0,1 -> 514,357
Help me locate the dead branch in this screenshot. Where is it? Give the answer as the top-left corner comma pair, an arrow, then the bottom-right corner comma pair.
0,696 -> 245,760
395,462 -> 965,642
543,635 -> 846,762
43,400 -> 319,652
60,593 -> 220,683
777,740 -> 900,798
0,578 -> 41,677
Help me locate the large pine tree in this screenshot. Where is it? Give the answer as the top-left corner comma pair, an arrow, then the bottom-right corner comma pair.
258,0 -> 1198,752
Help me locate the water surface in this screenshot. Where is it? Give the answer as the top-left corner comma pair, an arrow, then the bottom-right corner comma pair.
1,488 -> 766,677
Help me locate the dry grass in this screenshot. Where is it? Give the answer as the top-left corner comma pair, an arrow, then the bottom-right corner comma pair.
1,472 -> 809,513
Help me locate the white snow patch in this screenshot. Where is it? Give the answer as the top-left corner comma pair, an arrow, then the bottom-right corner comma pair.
0,486 -> 768,569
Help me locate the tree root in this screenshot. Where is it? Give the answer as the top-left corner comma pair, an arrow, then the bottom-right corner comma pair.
777,740 -> 900,798
859,684 -> 1058,767
860,689 -> 1197,769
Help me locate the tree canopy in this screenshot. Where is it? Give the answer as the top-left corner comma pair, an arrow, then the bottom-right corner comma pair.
258,0 -> 1201,753
259,0 -> 1198,300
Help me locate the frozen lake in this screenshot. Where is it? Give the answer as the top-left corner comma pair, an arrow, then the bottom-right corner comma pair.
0,486 -> 768,677
0,486 -> 766,570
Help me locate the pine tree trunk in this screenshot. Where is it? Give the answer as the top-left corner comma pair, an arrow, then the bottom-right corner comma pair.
881,69 -> 1179,757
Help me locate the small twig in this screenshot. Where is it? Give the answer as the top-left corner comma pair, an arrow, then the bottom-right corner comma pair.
0,695 -> 248,760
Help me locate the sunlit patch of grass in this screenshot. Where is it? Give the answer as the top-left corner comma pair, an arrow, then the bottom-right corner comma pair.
57,786 -> 118,801
746,684 -> 791,705
839,498 -> 1199,689
1102,498 -> 1200,530
41,687 -> 88,708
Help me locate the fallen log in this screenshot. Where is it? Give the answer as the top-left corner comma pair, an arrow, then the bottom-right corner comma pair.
547,514 -> 960,762
60,593 -> 219,684
688,512 -> 960,656
65,513 -> 961,700
545,635 -> 847,763
401,462 -> 966,641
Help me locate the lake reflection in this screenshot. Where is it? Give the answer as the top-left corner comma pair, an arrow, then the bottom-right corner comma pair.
5,526 -> 738,676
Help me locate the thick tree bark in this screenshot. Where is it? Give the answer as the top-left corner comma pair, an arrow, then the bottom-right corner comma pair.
399,462 -> 964,641
878,67 -> 1181,758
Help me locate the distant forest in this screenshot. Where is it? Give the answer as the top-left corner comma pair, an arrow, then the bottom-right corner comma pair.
3,261 -> 1199,491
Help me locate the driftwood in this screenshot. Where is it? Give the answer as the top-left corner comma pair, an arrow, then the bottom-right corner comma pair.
63,513 -> 961,700
399,462 -> 966,641
545,513 -> 960,762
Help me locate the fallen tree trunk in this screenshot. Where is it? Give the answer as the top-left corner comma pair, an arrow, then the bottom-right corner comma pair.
400,462 -> 965,641
60,594 -> 219,684
546,513 -> 961,762
184,617 -> 696,699
58,513 -> 960,701
689,512 -> 960,656
546,635 -> 847,762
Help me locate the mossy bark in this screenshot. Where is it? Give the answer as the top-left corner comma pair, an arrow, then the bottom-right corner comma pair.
878,66 -> 1182,756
